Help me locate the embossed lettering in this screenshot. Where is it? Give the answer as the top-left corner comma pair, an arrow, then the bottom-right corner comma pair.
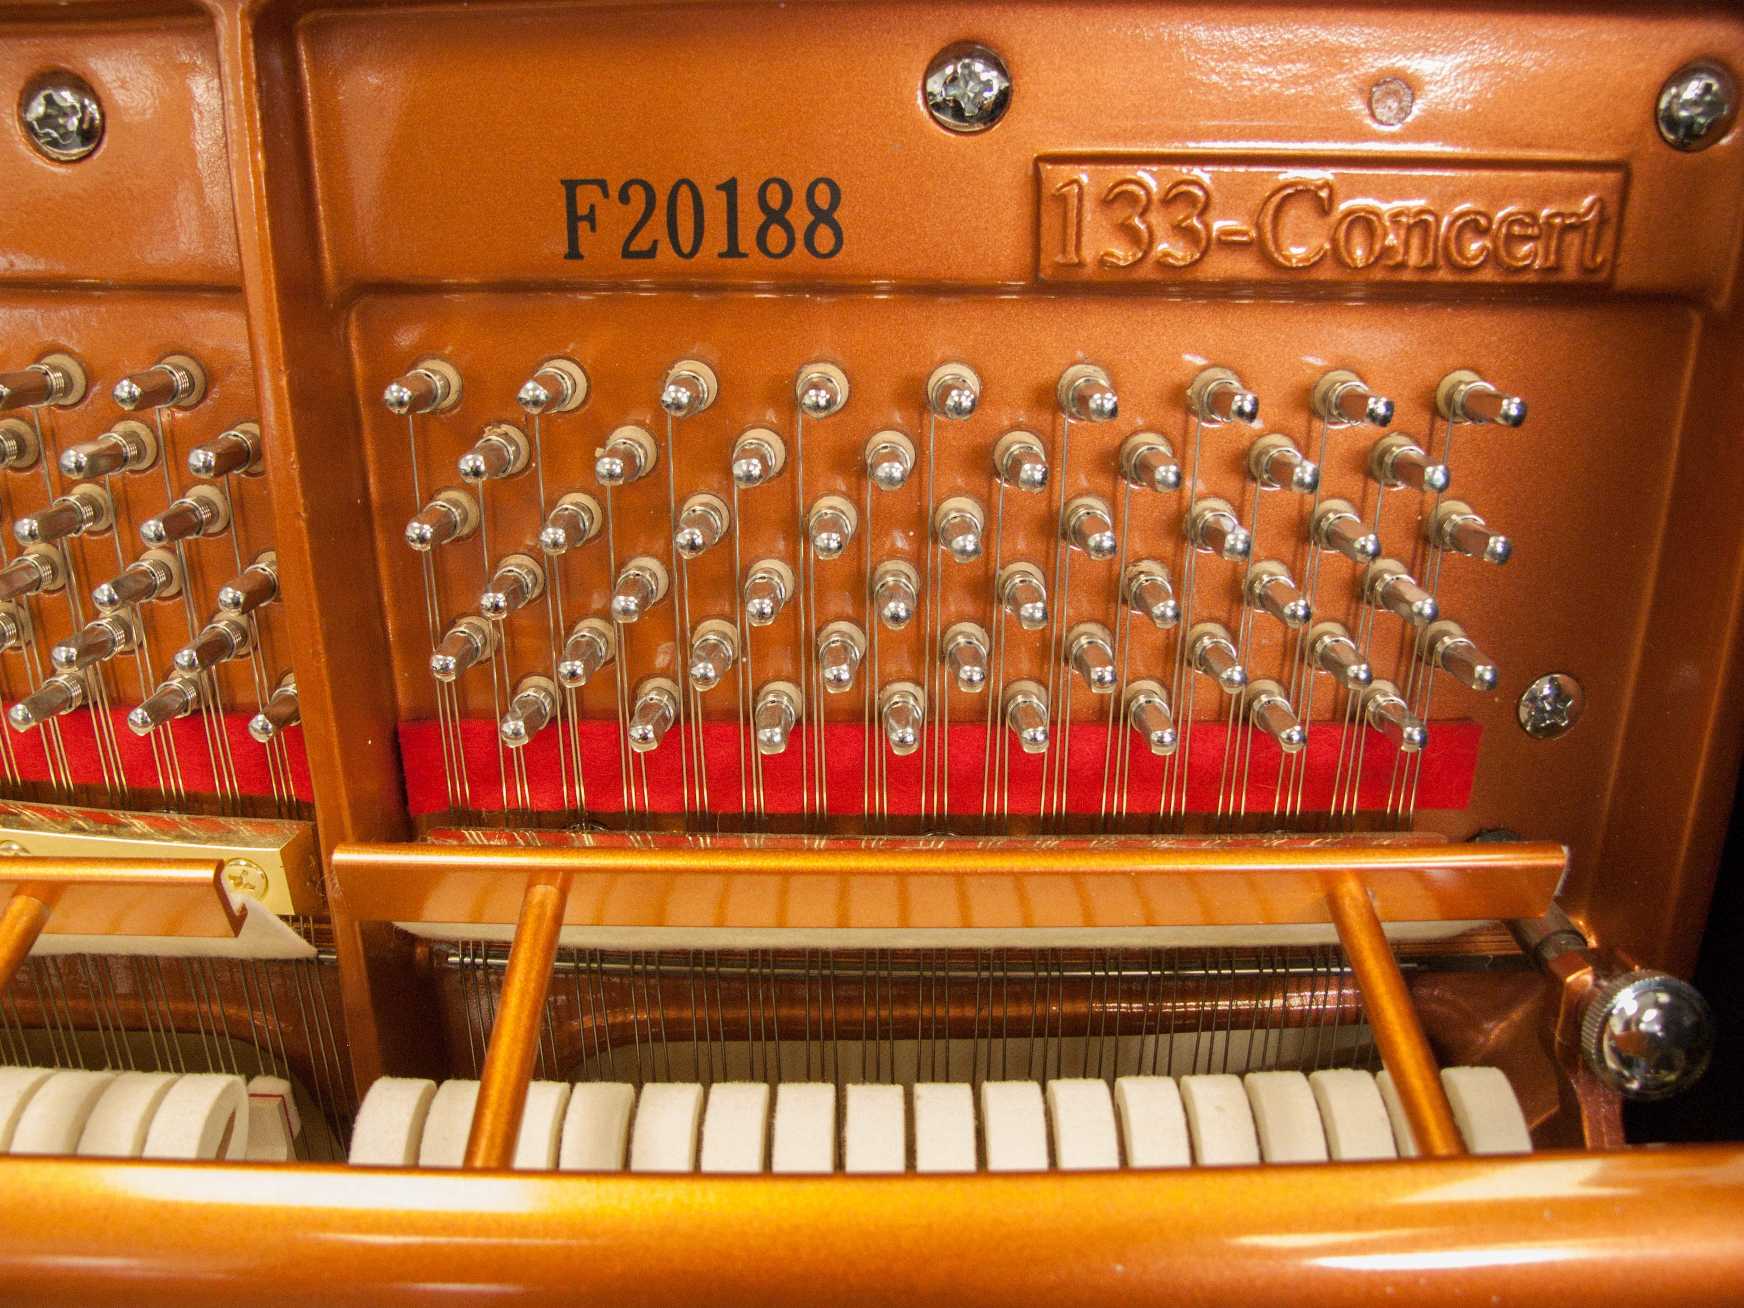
1256,180 -> 1332,269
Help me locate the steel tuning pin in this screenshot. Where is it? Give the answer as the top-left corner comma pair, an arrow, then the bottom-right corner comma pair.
16,483 -> 111,546
1002,680 -> 1050,754
1424,620 -> 1500,693
0,605 -> 28,653
430,615 -> 496,682
516,357 -> 589,415
1057,363 -> 1118,422
927,363 -> 981,420
997,562 -> 1049,631
730,428 -> 786,489
173,613 -> 254,674
60,420 -> 157,479
1187,366 -> 1259,426
1437,369 -> 1527,428
50,612 -> 136,671
1124,680 -> 1178,756
1247,433 -> 1320,494
1187,622 -> 1248,693
993,430 -> 1048,492
1244,679 -> 1306,753
1120,433 -> 1181,493
864,430 -> 916,491
807,495 -> 857,560
878,682 -> 925,757
933,497 -> 985,563
217,551 -> 279,616
816,621 -> 867,693
9,673 -> 85,732
537,492 -> 602,555
795,363 -> 849,420
1362,680 -> 1427,753
1067,622 -> 1118,694
609,555 -> 668,623
1313,369 -> 1394,428
742,559 -> 795,627
500,675 -> 559,748
127,675 -> 203,736
1185,497 -> 1251,562
1063,495 -> 1117,561
942,622 -> 991,693
628,678 -> 680,754
1426,500 -> 1512,565
0,419 -> 40,471
113,355 -> 206,412
871,560 -> 920,630
686,620 -> 738,693
0,353 -> 85,411
480,552 -> 546,620
139,484 -> 228,546
248,674 -> 300,743
382,358 -> 461,416
0,547 -> 65,602
1310,499 -> 1380,565
673,492 -> 730,560
594,425 -> 657,487
557,618 -> 616,689
1307,621 -> 1373,689
1370,434 -> 1450,494
404,488 -> 478,551
1245,560 -> 1312,628
753,681 -> 802,755
457,421 -> 530,483
1123,561 -> 1178,629
188,422 -> 263,479
1364,558 -> 1438,627
659,359 -> 718,418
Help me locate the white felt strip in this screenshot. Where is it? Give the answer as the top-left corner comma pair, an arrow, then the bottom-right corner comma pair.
629,1083 -> 703,1173
11,1070 -> 116,1155
771,1082 -> 835,1174
349,1077 -> 438,1166
513,1081 -> 572,1171
699,1081 -> 770,1173
1244,1071 -> 1329,1164
32,896 -> 315,961
1375,1069 -> 1418,1157
417,1080 -> 480,1168
1046,1078 -> 1119,1170
842,1083 -> 906,1174
980,1080 -> 1048,1172
1309,1069 -> 1396,1161
912,1082 -> 976,1173
245,1075 -> 300,1163
78,1071 -> 179,1158
1114,1076 -> 1190,1169
558,1083 -> 636,1172
0,1067 -> 54,1153
143,1073 -> 249,1160
1180,1074 -> 1260,1167
1441,1066 -> 1533,1155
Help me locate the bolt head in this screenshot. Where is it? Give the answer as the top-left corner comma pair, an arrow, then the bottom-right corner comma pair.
21,74 -> 103,162
1658,61 -> 1738,151
923,43 -> 1012,134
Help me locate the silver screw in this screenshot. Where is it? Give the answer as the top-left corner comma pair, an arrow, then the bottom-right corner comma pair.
1657,61 -> 1737,151
222,858 -> 270,899
1368,77 -> 1414,127
20,72 -> 104,162
1517,672 -> 1583,739
923,43 -> 1012,134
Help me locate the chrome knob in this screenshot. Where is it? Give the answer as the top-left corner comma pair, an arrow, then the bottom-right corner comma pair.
248,675 -> 300,743
872,561 -> 919,630
731,428 -> 786,488
140,485 -> 227,546
628,679 -> 679,754
1307,622 -> 1372,689
382,359 -> 460,416
993,430 -> 1048,492
686,621 -> 737,693
217,552 -> 279,616
659,359 -> 718,418
807,495 -> 857,560
1437,369 -> 1527,428
1125,680 -> 1177,756
188,422 -> 263,479
10,673 -> 85,731
1248,434 -> 1320,493
0,549 -> 64,602
674,492 -> 730,560
1246,679 -> 1306,753
1313,369 -> 1393,427
1188,623 -> 1247,693
753,681 -> 801,756
1363,680 -> 1427,753
173,614 -> 254,674
795,363 -> 848,419
934,497 -> 984,563
1246,561 -> 1311,628
126,676 -> 201,736
60,421 -> 156,478
609,556 -> 667,623
1428,501 -> 1511,566
594,425 -> 656,487
457,422 -> 529,483
1186,498 -> 1250,562
1582,970 -> 1713,1101
1371,435 -> 1450,494
481,553 -> 546,620
927,362 -> 981,420
865,430 -> 915,491
430,616 -> 495,682
537,492 -> 601,555
1003,680 -> 1050,755
1425,620 -> 1499,692
997,563 -> 1048,631
1365,559 -> 1438,627
113,355 -> 204,411
816,622 -> 866,693
405,488 -> 479,552
557,618 -> 615,689
93,550 -> 178,611
17,483 -> 112,546
1311,500 -> 1380,564
1067,623 -> 1117,694
743,559 -> 794,627
1057,363 -> 1117,422
879,682 -> 925,757
1188,366 -> 1259,425
50,612 -> 135,671
1120,433 -> 1181,493
943,622 -> 990,693
1064,496 -> 1117,561
500,675 -> 558,748
516,357 -> 588,415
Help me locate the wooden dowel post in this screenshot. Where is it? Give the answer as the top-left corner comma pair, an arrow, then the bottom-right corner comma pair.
1326,870 -> 1465,1157
0,892 -> 49,994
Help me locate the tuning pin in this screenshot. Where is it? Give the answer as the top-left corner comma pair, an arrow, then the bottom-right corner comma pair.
531,491 -> 600,556
499,675 -> 558,748
248,674 -> 300,743
129,677 -> 207,737
430,615 -> 496,682
1310,499 -> 1380,564
1057,364 -> 1118,422
997,563 -> 1049,631
9,673 -> 85,732
0,548 -> 65,602
557,618 -> 616,689
60,421 -> 157,479
517,357 -> 589,415
1426,500 -> 1511,565
743,559 -> 795,627
1307,621 -> 1373,689
1365,559 -> 1438,627
16,483 -> 112,546
993,431 -> 1048,492
113,355 -> 206,412
93,550 -> 179,610
753,681 -> 802,755
660,359 -> 718,418
795,363 -> 849,419
1313,369 -> 1393,427
933,497 -> 985,563
942,622 -> 990,693
1187,622 -> 1247,693
1187,366 -> 1259,426
872,561 -> 920,630
0,354 -> 85,411
1003,680 -> 1050,754
807,495 -> 857,560
1125,680 -> 1177,756
1425,620 -> 1500,692
686,620 -> 738,693
480,552 -> 546,620
674,493 -> 730,560
382,358 -> 461,415
628,678 -> 680,754
188,422 -> 263,478
1120,433 -> 1181,493
1248,434 -> 1320,494
927,363 -> 981,420
0,605 -> 28,653
1067,622 -> 1117,694
1437,370 -> 1526,428
457,422 -> 530,483
140,485 -> 228,546
730,428 -> 786,488
816,621 -> 867,693
217,552 -> 279,616
594,425 -> 657,487
0,419 -> 40,471
50,612 -> 136,671
878,682 -> 925,756
1363,680 -> 1427,753
1245,680 -> 1307,753
1064,496 -> 1117,561
1370,435 -> 1450,494
1185,497 -> 1250,561
403,489 -> 477,552
173,614 -> 254,674
609,555 -> 667,623
1123,561 -> 1178,629
865,430 -> 916,491
1245,561 -> 1311,628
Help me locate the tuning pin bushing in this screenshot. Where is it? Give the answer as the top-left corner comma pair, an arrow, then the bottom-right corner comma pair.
795,363 -> 849,419
753,680 -> 802,756
60,420 -> 157,479
1125,680 -> 1178,756
537,491 -> 602,555
248,675 -> 300,744
1057,363 -> 1117,422
927,362 -> 981,420
0,354 -> 85,411
807,495 -> 857,561
1067,622 -> 1117,694
609,555 -> 667,623
872,560 -> 920,630
140,485 -> 227,546
127,677 -> 202,737
1064,496 -> 1117,561
1188,366 -> 1259,426
628,678 -> 680,754
1427,500 -> 1511,565
1187,622 -> 1247,693
188,422 -> 263,479
113,355 -> 205,412
216,552 -> 279,617
1245,679 -> 1307,753
1313,369 -> 1393,428
865,430 -> 916,491
1003,680 -> 1050,755
942,621 -> 990,693
743,559 -> 795,627
557,618 -> 616,689
687,620 -> 737,693
17,483 -> 112,546
517,357 -> 590,415
1120,433 -> 1181,493
1247,433 -> 1320,494
997,562 -> 1048,631
480,552 -> 546,620
816,621 -> 867,693
934,497 -> 985,564
457,422 -> 530,483
594,425 -> 656,487
1311,499 -> 1380,565
1185,497 -> 1250,562
404,488 -> 479,552
173,614 -> 254,674
1245,560 -> 1311,628
878,682 -> 925,757
1425,620 -> 1500,692
993,430 -> 1048,492
0,419 -> 40,472
731,428 -> 786,489
1365,558 -> 1438,626
1123,561 -> 1179,629
1307,621 -> 1372,689
430,615 -> 496,682
1363,680 -> 1427,753
500,675 -> 558,748
1370,434 -> 1450,494
382,358 -> 461,416
660,359 -> 718,418
1437,369 -> 1527,428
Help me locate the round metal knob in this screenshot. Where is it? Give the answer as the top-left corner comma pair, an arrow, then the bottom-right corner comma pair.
1582,970 -> 1714,1101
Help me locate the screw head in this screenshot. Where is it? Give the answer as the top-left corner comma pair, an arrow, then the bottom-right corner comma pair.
1518,672 -> 1584,739
1657,61 -> 1737,151
1368,76 -> 1415,128
1582,970 -> 1713,1100
924,43 -> 1012,134
222,858 -> 270,900
20,72 -> 103,163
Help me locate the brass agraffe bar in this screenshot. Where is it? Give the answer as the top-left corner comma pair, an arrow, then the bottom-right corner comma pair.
0,892 -> 49,992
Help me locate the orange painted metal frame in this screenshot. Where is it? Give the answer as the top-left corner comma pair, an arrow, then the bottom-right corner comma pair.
0,855 -> 238,940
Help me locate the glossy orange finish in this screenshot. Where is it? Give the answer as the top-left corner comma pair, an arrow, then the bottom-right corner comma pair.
0,854 -> 237,936
0,890 -> 46,989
